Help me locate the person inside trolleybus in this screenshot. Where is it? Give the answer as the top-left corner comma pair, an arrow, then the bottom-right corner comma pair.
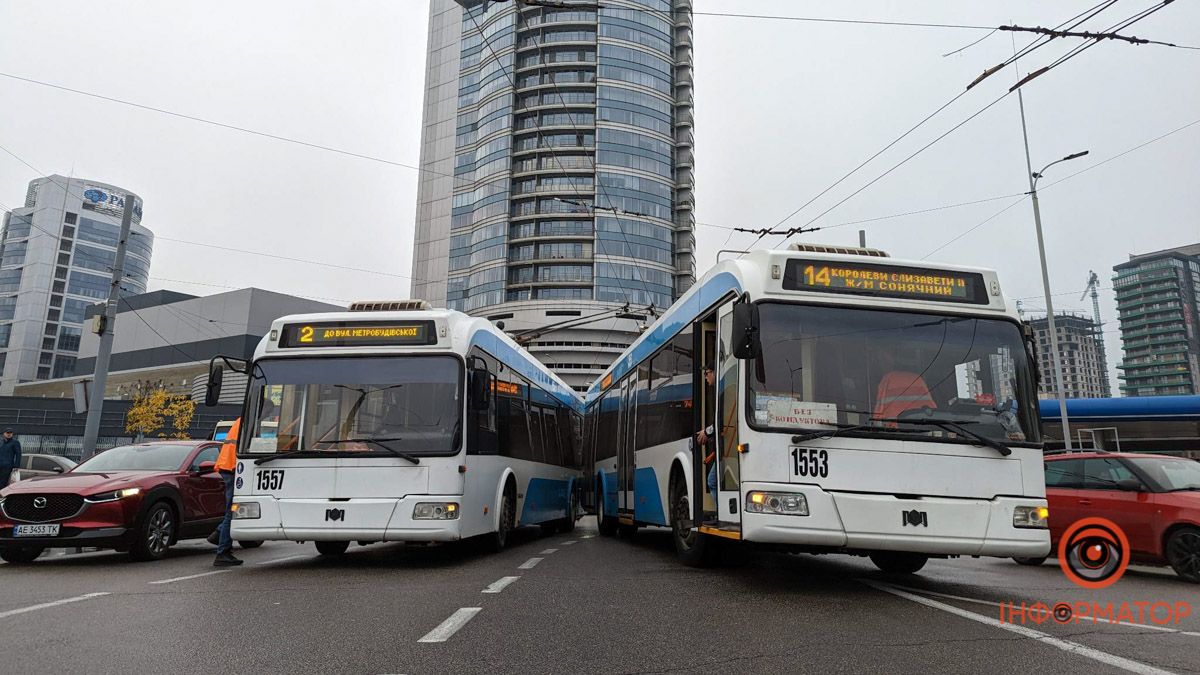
871,350 -> 937,423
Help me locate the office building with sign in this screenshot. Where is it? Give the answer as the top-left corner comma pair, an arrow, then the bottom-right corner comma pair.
0,176 -> 154,394
410,0 -> 696,391
1028,313 -> 1111,399
1113,243 -> 1200,396
13,287 -> 340,402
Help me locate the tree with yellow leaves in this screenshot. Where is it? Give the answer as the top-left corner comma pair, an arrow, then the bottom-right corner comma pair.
126,388 -> 197,440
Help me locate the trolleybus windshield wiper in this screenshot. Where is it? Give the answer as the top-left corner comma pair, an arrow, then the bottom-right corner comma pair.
791,422 -> 907,443
320,437 -> 420,465
254,449 -> 324,465
874,417 -> 1012,457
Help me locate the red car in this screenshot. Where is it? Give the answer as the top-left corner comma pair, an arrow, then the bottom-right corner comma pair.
0,440 -> 256,563
1015,451 -> 1200,582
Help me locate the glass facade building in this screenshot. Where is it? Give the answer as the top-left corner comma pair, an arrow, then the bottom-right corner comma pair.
0,177 -> 152,393
411,0 -> 695,391
1113,244 -> 1200,396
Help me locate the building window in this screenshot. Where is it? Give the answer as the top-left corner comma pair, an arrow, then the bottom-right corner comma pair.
52,281 -> 65,294
44,323 -> 57,337
39,352 -> 53,366
54,266 -> 68,280
57,326 -> 81,352
52,356 -> 76,379
42,337 -> 55,351
49,294 -> 62,308
46,308 -> 60,322
64,212 -> 77,225
37,367 -> 50,379
62,225 -> 76,238
59,240 -> 72,252
57,253 -> 70,266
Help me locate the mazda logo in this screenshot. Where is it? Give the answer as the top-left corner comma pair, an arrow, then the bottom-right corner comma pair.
33,497 -> 47,509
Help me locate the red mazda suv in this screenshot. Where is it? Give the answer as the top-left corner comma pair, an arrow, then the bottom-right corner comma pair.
0,440 -> 256,563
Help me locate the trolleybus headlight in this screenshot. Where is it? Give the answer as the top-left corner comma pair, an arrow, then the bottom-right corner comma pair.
232,502 -> 261,519
1013,505 -> 1049,529
745,491 -> 808,516
413,502 -> 459,520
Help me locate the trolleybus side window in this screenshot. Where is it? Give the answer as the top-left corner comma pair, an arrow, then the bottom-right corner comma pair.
467,349 -> 499,456
595,387 -> 620,461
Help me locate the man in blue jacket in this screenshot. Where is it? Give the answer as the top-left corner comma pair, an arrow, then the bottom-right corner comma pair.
0,428 -> 21,486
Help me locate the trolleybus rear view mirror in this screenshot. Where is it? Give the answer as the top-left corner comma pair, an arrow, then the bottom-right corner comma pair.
470,368 -> 491,411
205,366 -> 224,408
731,301 -> 761,360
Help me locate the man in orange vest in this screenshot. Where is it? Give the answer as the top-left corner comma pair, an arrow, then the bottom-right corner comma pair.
872,351 -> 937,423
213,417 -> 243,567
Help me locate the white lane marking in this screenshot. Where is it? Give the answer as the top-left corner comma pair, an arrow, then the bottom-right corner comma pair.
148,569 -> 230,585
878,582 -> 1200,638
562,540 -> 577,546
539,548 -> 558,554
863,581 -> 1174,675
0,592 -> 110,619
518,557 -> 543,570
578,535 -> 594,539
256,555 -> 308,566
418,607 -> 482,643
482,576 -> 520,594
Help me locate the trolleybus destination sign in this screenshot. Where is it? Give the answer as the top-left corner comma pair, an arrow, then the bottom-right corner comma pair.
279,320 -> 437,348
782,259 -> 989,304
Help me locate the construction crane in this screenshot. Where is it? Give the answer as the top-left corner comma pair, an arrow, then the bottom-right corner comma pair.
1081,270 -> 1111,394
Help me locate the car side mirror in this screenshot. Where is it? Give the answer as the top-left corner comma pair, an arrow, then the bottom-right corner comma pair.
1116,478 -> 1143,492
205,366 -> 224,407
51,466 -> 64,473
731,300 -> 761,360
195,460 -> 217,475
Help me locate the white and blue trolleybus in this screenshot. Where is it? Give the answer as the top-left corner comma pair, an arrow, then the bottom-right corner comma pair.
583,245 -> 1051,572
211,301 -> 584,556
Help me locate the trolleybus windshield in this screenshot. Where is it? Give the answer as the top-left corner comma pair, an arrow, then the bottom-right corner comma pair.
243,356 -> 463,457
747,303 -> 1040,444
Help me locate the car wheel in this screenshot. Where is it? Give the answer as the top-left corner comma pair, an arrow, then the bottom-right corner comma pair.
1013,556 -> 1048,566
315,541 -> 350,556
869,552 -> 929,575
131,502 -> 176,561
238,540 -> 264,549
1166,527 -> 1200,583
0,546 -> 44,564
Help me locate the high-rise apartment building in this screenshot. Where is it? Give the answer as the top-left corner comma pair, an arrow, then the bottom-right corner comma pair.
1113,244 -> 1200,396
410,0 -> 696,391
1029,313 -> 1111,399
0,177 -> 153,394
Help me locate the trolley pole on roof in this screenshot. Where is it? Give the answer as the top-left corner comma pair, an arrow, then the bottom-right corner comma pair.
80,194 -> 137,460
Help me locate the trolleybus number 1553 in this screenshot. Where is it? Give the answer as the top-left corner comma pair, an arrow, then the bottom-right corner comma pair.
790,447 -> 830,478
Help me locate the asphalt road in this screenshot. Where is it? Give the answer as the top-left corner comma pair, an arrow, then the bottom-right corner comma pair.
1,521 -> 1197,674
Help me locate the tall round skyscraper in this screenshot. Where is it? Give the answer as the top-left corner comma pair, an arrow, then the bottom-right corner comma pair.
411,0 -> 696,391
0,176 -> 152,393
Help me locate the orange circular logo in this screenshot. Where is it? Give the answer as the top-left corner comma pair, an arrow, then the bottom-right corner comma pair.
1058,517 -> 1130,589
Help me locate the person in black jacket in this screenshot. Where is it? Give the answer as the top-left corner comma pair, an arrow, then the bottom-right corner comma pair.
0,428 -> 22,486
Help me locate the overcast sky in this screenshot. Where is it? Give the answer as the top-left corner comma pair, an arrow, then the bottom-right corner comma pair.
2,0 -> 1198,394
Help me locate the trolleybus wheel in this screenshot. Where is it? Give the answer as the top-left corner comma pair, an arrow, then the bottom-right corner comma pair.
486,486 -> 516,553
315,540 -> 350,556
597,478 -> 617,537
670,472 -> 716,567
1012,556 -> 1047,566
560,490 -> 578,534
869,551 -> 928,575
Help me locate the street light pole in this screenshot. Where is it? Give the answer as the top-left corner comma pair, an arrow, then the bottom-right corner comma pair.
1016,88 -> 1088,450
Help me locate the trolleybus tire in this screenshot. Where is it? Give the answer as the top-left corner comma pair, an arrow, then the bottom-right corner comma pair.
618,523 -> 638,538
670,471 -> 716,567
238,540 -> 263,550
315,540 -> 350,556
1012,556 -> 1047,566
597,478 -> 617,537
485,484 -> 516,553
869,551 -> 928,575
557,491 -> 578,534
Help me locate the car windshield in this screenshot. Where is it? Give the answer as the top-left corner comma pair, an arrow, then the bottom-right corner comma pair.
1126,456 -> 1200,491
244,356 -> 463,456
74,444 -> 195,472
747,303 -> 1040,444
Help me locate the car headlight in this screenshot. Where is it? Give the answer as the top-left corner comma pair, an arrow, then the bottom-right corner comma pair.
745,491 -> 809,516
1013,505 -> 1049,529
85,487 -> 142,503
413,502 -> 459,520
232,502 -> 261,519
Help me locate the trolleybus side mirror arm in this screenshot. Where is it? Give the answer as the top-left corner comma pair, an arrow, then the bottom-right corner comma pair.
205,355 -> 250,407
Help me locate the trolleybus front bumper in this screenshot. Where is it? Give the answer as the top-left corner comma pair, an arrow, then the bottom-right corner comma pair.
231,495 -> 465,543
739,482 -> 1050,558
